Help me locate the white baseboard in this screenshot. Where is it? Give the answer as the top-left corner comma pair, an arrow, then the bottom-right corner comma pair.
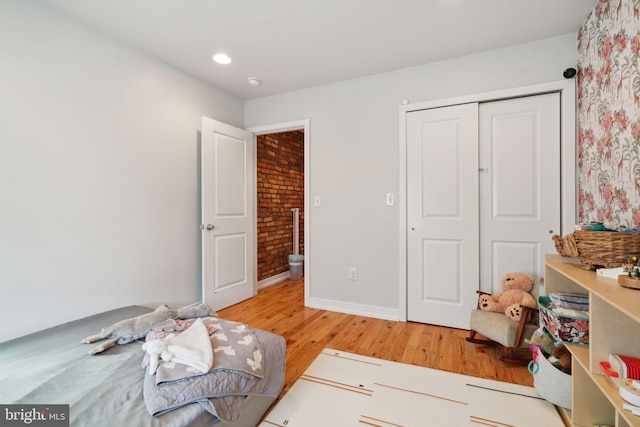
257,271 -> 290,290
307,296 -> 400,321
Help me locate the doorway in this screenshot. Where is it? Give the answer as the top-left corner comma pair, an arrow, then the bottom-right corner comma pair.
256,130 -> 305,285
248,120 -> 310,294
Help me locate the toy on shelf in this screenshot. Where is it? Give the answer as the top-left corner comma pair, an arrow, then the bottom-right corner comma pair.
525,328 -> 555,356
551,344 -> 572,374
619,379 -> 640,407
600,354 -> 640,381
618,254 -> 640,290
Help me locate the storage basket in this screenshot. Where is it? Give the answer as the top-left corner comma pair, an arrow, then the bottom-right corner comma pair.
530,347 -> 572,410
554,230 -> 640,270
539,296 -> 589,345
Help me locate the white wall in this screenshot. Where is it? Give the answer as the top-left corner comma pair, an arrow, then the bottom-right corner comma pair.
0,1 -> 243,342
244,34 -> 579,320
0,0 -> 580,341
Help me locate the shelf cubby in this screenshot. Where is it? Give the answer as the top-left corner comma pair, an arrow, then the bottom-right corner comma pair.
544,254 -> 640,427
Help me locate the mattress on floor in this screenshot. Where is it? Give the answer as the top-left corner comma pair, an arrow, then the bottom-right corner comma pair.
0,305 -> 286,427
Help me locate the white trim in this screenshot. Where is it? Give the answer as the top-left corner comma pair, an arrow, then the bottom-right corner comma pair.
307,296 -> 400,321
399,81 -> 574,114
246,119 -> 311,306
559,81 -> 578,235
398,80 -> 577,322
249,120 -> 309,135
257,271 -> 290,290
398,107 -> 408,322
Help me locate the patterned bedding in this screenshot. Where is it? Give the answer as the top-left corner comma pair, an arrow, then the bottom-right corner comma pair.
143,317 -> 283,423
0,306 -> 286,427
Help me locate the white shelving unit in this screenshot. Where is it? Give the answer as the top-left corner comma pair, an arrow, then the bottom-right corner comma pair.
544,254 -> 640,427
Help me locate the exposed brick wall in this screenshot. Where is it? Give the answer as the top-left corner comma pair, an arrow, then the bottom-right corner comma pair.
257,131 -> 304,281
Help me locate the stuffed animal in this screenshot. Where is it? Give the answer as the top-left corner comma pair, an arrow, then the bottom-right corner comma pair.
525,328 -> 555,356
551,344 -> 572,374
81,303 -> 212,354
478,272 -> 537,322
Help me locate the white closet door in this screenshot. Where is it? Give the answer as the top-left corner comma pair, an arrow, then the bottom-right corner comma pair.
406,93 -> 561,329
479,93 -> 560,293
407,103 -> 479,329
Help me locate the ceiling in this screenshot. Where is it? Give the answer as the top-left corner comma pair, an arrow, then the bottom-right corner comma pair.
40,0 -> 598,100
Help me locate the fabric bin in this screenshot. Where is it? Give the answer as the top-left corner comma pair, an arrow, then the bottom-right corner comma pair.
530,347 -> 572,410
539,296 -> 589,345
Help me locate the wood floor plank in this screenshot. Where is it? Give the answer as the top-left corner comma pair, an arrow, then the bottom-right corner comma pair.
218,278 -> 534,400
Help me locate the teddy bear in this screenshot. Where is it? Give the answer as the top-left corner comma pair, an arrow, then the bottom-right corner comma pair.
551,344 -> 572,374
478,272 -> 537,322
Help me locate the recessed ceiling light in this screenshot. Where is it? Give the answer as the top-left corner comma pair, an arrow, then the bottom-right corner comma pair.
212,53 -> 231,65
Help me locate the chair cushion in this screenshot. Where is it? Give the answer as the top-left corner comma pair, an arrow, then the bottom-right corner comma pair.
469,309 -> 538,348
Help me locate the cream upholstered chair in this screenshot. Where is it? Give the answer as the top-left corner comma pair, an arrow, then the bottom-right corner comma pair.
465,282 -> 540,365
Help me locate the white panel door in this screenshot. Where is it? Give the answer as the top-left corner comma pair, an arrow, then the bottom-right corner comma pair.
201,117 -> 255,311
479,93 -> 560,293
407,103 -> 479,329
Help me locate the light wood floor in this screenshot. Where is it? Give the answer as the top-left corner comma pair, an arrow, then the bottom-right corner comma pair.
218,278 -> 533,399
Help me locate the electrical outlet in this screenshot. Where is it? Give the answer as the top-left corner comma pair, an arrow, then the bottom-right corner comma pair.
349,267 -> 358,281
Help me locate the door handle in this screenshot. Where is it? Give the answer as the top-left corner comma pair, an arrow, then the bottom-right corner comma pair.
199,224 -> 215,231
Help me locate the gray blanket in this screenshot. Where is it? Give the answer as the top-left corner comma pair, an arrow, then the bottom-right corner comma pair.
0,306 -> 286,427
153,318 -> 265,385
143,320 -> 285,423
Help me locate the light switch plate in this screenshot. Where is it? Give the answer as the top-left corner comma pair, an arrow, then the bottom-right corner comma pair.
385,193 -> 395,206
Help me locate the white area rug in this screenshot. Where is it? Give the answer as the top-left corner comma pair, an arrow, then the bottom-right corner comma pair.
259,348 -> 563,427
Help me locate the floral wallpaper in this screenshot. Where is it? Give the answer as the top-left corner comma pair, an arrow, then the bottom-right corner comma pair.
578,0 -> 640,228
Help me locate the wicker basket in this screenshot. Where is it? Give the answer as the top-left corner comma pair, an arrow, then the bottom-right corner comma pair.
553,230 -> 640,270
